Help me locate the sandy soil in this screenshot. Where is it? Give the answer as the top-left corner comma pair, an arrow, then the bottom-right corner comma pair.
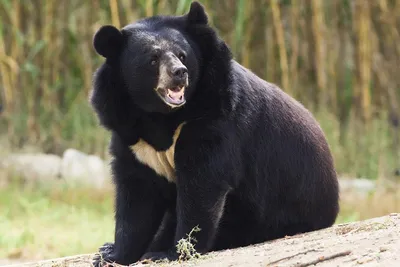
7,213 -> 400,267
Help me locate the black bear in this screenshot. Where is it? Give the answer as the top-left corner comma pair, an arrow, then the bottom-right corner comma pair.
90,1 -> 339,266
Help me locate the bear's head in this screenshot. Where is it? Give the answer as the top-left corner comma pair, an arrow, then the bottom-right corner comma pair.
92,1 -> 218,114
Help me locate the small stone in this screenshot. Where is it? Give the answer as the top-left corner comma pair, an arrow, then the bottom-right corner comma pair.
60,148 -> 108,188
0,153 -> 62,181
379,247 -> 388,252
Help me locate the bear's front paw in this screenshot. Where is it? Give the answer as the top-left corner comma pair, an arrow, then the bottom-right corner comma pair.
140,250 -> 178,263
92,242 -> 117,267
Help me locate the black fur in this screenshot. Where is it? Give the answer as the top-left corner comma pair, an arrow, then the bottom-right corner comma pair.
90,2 -> 340,266
93,25 -> 124,59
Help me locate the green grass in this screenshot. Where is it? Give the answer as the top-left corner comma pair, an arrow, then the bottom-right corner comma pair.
0,158 -> 399,263
0,180 -> 114,260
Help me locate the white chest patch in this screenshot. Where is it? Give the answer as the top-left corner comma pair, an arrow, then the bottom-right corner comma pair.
130,123 -> 185,183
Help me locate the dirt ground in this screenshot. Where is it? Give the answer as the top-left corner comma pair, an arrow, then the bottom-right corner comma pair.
8,213 -> 400,267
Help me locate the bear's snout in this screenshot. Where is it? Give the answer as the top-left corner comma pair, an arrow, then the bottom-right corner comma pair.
171,66 -> 188,86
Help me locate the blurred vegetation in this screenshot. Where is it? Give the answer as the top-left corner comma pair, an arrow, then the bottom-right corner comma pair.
0,178 -> 114,260
0,0 -> 399,179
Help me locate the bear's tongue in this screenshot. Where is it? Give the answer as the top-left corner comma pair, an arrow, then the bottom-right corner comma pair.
166,87 -> 184,103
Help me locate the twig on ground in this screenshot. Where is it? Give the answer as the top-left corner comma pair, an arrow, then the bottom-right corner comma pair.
293,250 -> 352,267
266,249 -> 322,265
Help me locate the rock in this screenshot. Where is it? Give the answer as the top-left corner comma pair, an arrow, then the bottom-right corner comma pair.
339,178 -> 376,195
0,149 -> 110,188
0,153 -> 62,182
60,148 -> 108,188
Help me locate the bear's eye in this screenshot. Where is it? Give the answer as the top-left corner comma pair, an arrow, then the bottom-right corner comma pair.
150,55 -> 159,66
178,53 -> 186,62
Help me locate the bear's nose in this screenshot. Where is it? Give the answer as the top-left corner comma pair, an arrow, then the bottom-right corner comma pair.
172,66 -> 188,80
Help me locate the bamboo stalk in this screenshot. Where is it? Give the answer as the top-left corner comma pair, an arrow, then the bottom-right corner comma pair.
233,0 -> 245,60
270,0 -> 290,93
146,0 -> 154,17
377,0 -> 400,131
242,1 -> 253,68
42,0 -> 55,120
310,0 -> 327,108
297,0 -> 312,106
290,0 -> 299,95
326,1 -> 338,114
110,0 -> 121,28
353,0 -> 372,123
335,0 -> 350,128
0,41 -> 14,117
7,0 -> 22,114
265,13 -> 275,83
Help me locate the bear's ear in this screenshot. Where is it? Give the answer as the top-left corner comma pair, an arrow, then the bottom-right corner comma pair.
186,1 -> 208,25
93,25 -> 123,58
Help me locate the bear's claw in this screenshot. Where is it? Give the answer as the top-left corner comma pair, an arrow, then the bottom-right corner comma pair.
92,242 -> 117,267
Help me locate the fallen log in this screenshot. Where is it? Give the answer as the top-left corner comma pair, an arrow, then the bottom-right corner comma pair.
10,213 -> 400,267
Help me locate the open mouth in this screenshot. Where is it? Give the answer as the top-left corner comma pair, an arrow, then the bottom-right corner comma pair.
156,85 -> 186,107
